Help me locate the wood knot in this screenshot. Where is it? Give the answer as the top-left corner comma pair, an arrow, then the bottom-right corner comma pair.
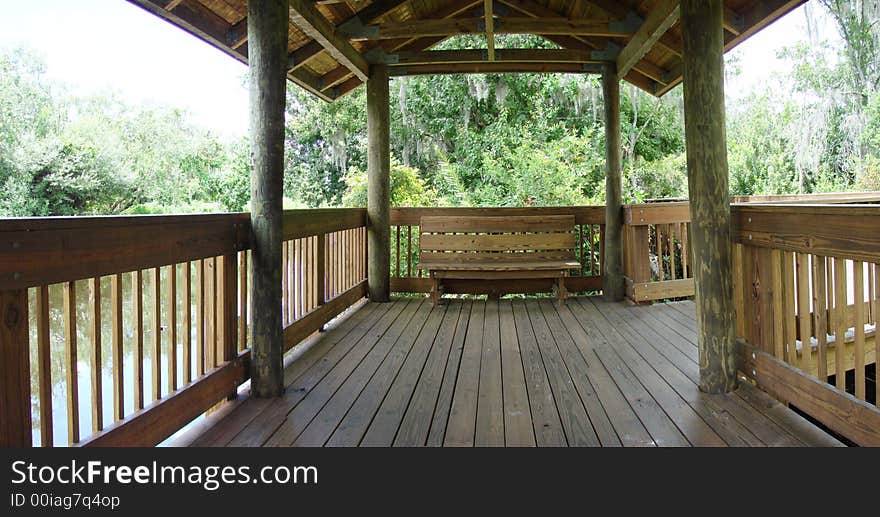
4,303 -> 21,328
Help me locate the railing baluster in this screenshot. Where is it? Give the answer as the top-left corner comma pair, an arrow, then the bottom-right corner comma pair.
796,253 -> 811,373
36,285 -> 52,446
168,264 -> 178,392
111,274 -> 124,422
282,241 -> 289,326
395,225 -> 401,278
854,260 -> 866,400
88,277 -> 103,433
0,288 -> 31,447
183,261 -> 192,382
195,261 -> 205,377
875,263 -> 880,404
833,258 -> 847,390
151,267 -> 161,402
132,271 -> 144,411
668,224 -> 676,280
782,252 -> 796,366
63,281 -> 79,445
812,255 -> 828,381
681,222 -> 689,279
238,253 -> 247,351
407,225 -> 413,279
295,238 -> 302,319
317,233 -> 326,306
205,258 -> 215,369
769,249 -> 784,361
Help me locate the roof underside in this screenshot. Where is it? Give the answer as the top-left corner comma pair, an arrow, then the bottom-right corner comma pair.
128,0 -> 806,102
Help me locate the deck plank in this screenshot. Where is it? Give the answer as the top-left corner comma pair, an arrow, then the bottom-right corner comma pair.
526,299 -> 600,446
596,300 -> 772,446
260,299 -> 417,446
498,300 -> 536,446
318,303 -> 443,447
205,301 -> 391,447
352,304 -> 448,446
426,300 -> 472,447
475,300 -> 505,446
290,299 -> 432,446
536,300 -> 622,446
512,300 -> 567,446
444,301 -> 485,446
187,296 -> 842,448
392,301 -> 465,446
565,299 -> 692,446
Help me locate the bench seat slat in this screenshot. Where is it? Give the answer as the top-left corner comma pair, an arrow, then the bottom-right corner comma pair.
420,251 -> 576,263
418,260 -> 581,271
420,233 -> 575,252
420,215 -> 575,233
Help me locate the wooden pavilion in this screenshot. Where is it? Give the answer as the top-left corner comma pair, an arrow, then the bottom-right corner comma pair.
2,0 -> 879,447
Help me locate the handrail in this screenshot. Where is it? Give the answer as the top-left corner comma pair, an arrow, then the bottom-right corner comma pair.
0,208 -> 367,447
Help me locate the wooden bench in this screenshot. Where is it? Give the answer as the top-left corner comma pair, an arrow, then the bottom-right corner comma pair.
416,215 -> 581,305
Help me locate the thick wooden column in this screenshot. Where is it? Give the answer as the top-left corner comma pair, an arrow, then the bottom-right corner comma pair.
0,289 -> 31,447
248,0 -> 287,397
602,64 -> 624,301
367,64 -> 391,302
681,0 -> 737,393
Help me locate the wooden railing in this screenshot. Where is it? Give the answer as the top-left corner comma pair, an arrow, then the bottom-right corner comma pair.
622,202 -> 694,303
390,207 -> 605,295
0,208 -> 367,447
731,204 -> 880,445
281,209 -> 367,351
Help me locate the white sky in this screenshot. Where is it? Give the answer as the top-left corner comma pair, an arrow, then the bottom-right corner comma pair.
0,1 -> 842,139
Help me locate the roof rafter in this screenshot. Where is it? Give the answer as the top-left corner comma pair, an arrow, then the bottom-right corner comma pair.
288,0 -> 370,82
345,16 -> 635,40
616,0 -> 678,78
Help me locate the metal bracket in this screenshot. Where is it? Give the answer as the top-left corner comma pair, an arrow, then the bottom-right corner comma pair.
609,11 -> 644,33
364,47 -> 399,65
337,16 -> 379,39
590,42 -> 621,61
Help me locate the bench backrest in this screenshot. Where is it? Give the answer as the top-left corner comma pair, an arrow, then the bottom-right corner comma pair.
419,215 -> 577,262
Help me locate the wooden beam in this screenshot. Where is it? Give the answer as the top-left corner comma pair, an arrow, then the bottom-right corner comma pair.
348,17 -> 634,40
288,0 -> 370,82
248,0 -> 286,397
485,0 -> 495,61
367,65 -> 391,302
602,64 -> 624,302
681,0 -> 736,394
227,17 -> 249,49
379,48 -> 603,65
292,0 -> 409,71
616,0 -> 679,77
387,61 -> 597,76
580,0 -> 682,56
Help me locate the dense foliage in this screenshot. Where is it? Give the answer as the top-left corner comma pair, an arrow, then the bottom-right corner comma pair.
2,2 -> 880,216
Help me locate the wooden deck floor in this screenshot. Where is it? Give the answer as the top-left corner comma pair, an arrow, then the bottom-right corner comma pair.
188,296 -> 843,447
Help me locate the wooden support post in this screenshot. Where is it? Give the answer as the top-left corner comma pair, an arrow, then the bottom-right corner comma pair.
219,253 -> 239,400
367,64 -> 391,302
248,0 -> 287,397
602,63 -> 624,301
681,0 -> 736,394
0,289 -> 31,447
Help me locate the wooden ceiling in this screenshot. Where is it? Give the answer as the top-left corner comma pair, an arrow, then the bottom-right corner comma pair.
128,0 -> 807,101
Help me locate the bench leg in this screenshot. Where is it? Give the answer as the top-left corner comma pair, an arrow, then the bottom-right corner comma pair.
556,276 -> 568,306
431,275 -> 442,306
